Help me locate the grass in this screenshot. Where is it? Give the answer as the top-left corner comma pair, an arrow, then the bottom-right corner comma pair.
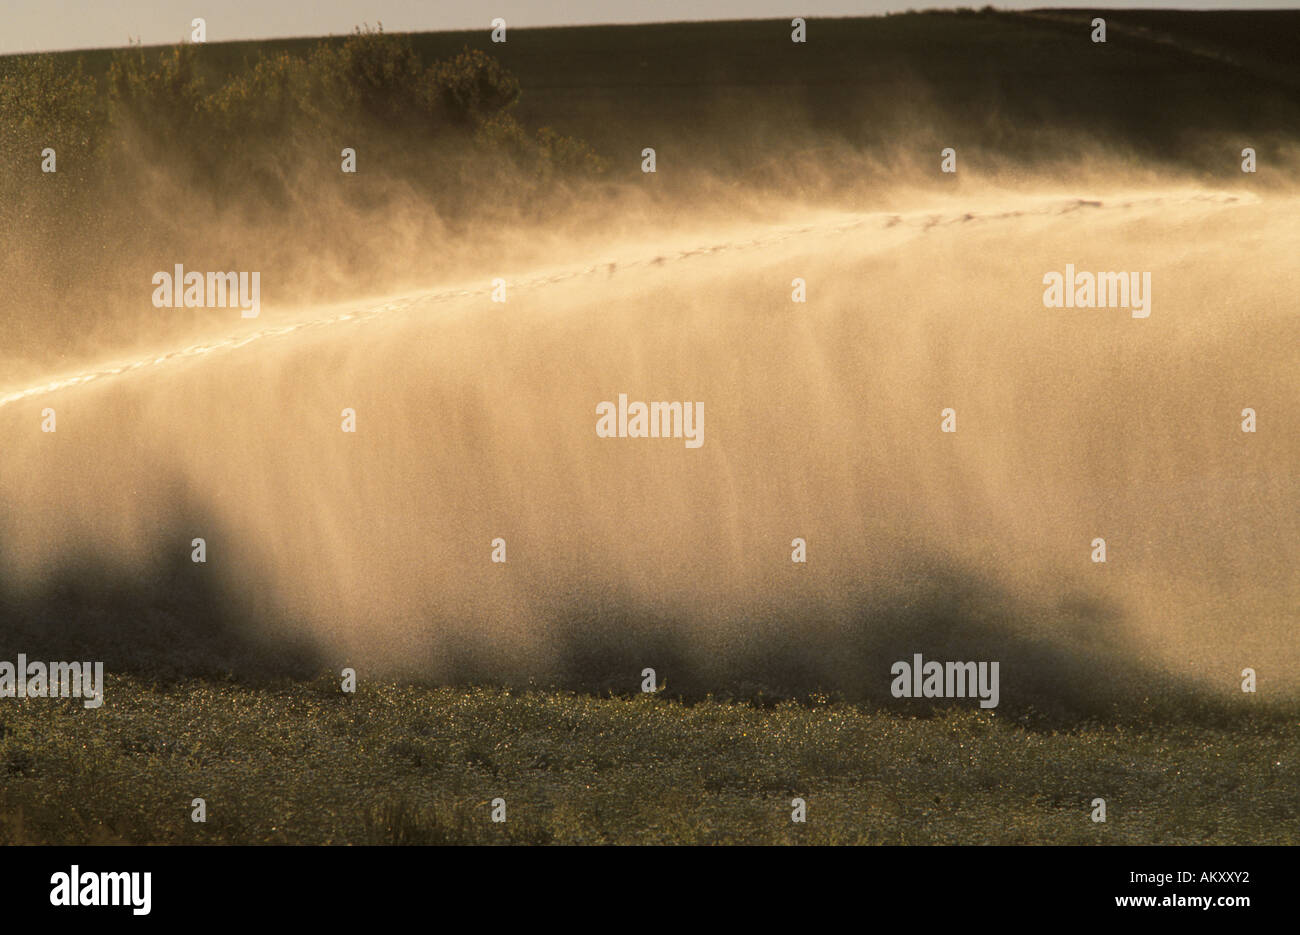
0,674 -> 1294,844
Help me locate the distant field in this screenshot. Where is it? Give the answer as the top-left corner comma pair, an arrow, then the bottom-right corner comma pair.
18,9 -> 1300,177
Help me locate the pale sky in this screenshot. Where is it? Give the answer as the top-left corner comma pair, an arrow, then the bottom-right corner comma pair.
2,1 -> 1293,55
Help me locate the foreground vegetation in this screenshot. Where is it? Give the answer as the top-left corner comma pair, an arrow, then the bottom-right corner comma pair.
0,675 -> 1294,844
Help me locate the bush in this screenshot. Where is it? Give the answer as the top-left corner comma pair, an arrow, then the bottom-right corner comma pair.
0,53 -> 102,180
423,48 -> 521,127
3,26 -> 600,196
0,26 -> 606,366
106,41 -> 206,148
306,25 -> 423,123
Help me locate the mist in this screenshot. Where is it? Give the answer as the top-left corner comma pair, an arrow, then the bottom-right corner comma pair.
2,20 -> 1297,723
1,162 -> 1295,718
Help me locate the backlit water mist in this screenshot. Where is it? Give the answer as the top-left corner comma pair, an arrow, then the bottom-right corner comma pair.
1,183 -> 1295,711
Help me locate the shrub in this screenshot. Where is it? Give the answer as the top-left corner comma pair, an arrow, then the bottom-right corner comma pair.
422,48 -> 521,128
0,53 -> 102,178
305,25 -> 423,124
0,27 -> 607,365
106,41 -> 206,150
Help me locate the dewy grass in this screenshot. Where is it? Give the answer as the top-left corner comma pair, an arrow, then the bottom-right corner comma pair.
0,675 -> 1294,845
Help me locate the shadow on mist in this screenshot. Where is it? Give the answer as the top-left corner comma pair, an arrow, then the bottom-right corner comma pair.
0,491 -> 320,684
